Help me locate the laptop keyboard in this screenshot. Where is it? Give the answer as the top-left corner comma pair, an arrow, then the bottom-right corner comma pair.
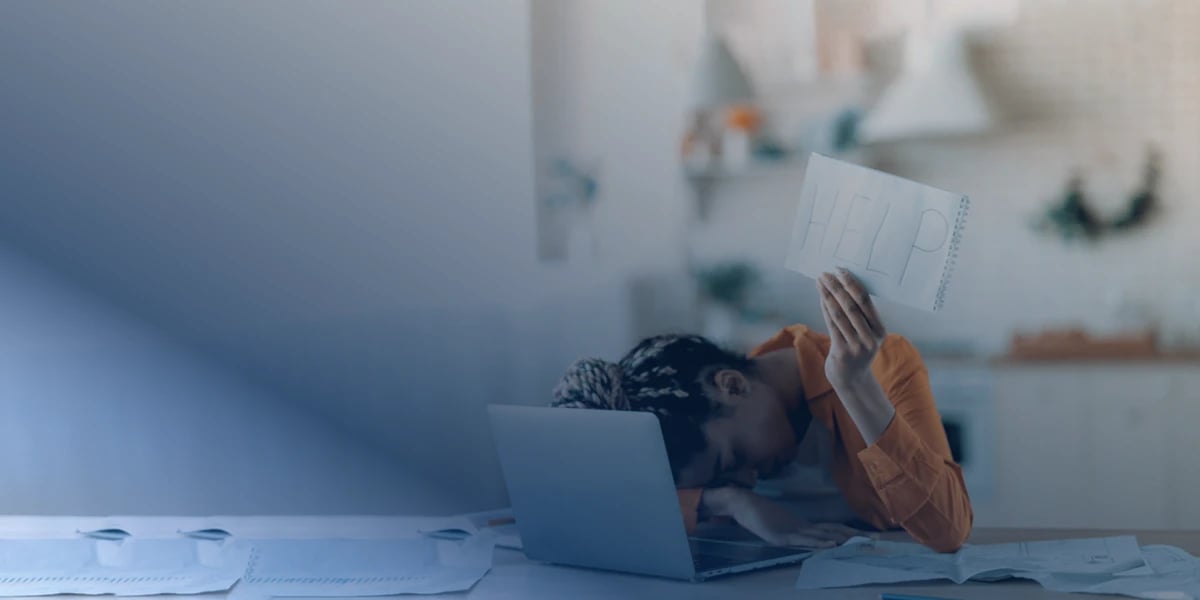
690,539 -> 807,573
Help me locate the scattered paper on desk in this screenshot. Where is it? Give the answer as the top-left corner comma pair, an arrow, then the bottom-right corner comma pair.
228,535 -> 494,598
421,508 -> 522,550
795,535 -> 1144,589
1029,545 -> 1200,600
0,537 -> 250,596
785,153 -> 971,312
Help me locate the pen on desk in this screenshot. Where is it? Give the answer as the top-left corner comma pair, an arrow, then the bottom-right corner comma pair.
879,594 -> 962,600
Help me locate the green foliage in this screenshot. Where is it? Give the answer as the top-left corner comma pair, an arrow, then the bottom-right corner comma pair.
694,261 -> 761,312
1033,148 -> 1160,243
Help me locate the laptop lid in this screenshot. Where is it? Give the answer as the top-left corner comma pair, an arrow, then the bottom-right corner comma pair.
487,404 -> 696,580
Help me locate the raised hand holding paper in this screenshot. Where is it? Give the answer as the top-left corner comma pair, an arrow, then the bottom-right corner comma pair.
786,154 -> 970,312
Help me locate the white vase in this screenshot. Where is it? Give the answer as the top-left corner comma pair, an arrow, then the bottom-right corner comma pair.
721,128 -> 751,172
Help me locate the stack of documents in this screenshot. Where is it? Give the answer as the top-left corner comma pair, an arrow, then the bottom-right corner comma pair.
1031,545 -> 1200,599
0,514 -> 509,598
0,537 -> 250,596
796,536 -> 1200,600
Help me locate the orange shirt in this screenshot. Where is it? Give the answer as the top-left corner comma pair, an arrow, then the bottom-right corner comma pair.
677,324 -> 973,552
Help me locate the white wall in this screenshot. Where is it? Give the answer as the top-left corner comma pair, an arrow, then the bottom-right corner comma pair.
531,0 -> 698,275
0,0 -> 662,512
0,248 -> 440,515
530,0 -> 703,342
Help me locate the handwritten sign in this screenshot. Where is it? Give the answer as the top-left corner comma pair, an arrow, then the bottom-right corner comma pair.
786,154 -> 969,312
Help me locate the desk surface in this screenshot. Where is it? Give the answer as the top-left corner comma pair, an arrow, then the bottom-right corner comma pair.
465,528 -> 1200,599
0,518 -> 1194,599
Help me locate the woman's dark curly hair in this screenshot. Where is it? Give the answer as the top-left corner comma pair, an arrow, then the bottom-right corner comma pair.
551,334 -> 754,478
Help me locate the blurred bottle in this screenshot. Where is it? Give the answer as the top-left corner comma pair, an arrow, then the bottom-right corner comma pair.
721,105 -> 760,172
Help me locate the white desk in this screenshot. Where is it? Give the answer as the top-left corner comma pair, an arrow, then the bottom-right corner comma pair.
1,517 -> 1196,599
465,528 -> 1200,599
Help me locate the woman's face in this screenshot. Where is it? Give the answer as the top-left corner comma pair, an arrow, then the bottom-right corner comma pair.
675,375 -> 800,488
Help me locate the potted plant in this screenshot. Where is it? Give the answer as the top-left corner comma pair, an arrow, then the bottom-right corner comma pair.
693,261 -> 761,344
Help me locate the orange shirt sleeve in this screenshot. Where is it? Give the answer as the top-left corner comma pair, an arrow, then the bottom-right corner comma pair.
857,335 -> 974,552
677,488 -> 703,534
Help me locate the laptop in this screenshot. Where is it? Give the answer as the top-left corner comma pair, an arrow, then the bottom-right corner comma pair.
487,404 -> 813,581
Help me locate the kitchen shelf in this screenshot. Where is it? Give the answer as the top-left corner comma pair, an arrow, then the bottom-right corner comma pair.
684,154 -> 810,181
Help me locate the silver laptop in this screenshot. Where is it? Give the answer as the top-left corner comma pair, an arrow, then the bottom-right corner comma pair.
487,404 -> 812,581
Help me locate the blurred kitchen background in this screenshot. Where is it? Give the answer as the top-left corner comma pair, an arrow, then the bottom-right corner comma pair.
0,0 -> 1197,532
531,0 -> 1200,531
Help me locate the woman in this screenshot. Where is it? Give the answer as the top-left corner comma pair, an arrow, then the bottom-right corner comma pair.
551,270 -> 972,552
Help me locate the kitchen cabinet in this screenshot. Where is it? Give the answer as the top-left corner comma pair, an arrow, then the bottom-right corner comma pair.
989,368 -> 1094,528
1087,369 -> 1174,529
932,360 -> 1200,530
1169,371 -> 1200,530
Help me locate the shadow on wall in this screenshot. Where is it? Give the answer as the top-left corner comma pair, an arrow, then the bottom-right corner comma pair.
198,281 -> 636,513
202,307 -> 519,512
0,0 -> 541,514
0,244 -> 448,515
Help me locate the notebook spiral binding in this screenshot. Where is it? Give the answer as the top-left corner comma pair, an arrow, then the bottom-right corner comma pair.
933,196 -> 970,312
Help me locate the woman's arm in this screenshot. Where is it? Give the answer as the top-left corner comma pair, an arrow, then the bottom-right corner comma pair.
854,349 -> 973,553
824,366 -> 895,445
839,338 -> 973,552
700,486 -> 865,548
678,488 -> 704,533
818,270 -> 973,552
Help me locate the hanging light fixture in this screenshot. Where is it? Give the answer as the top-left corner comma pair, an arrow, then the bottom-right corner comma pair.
856,7 -> 994,143
684,6 -> 756,173
690,34 -> 755,110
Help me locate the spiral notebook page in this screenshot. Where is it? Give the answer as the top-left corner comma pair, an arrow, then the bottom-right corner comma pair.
785,154 -> 970,312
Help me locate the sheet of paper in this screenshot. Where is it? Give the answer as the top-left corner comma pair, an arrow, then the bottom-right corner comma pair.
795,535 -> 1144,589
960,536 -> 1145,578
1029,545 -> 1200,600
421,508 -> 522,550
0,537 -> 250,596
794,537 -> 959,588
227,535 -> 493,598
785,153 -> 970,312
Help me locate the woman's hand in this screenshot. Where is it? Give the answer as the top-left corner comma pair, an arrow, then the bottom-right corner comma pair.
818,269 -> 887,385
816,269 -> 897,446
704,487 -> 871,549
